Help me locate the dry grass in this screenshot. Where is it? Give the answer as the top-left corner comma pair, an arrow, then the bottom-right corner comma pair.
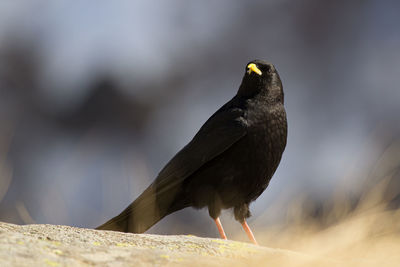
235,136 -> 400,266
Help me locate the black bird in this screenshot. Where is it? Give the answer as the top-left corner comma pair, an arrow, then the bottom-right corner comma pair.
97,60 -> 287,245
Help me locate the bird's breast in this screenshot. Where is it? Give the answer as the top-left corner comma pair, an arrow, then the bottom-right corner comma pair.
239,104 -> 287,199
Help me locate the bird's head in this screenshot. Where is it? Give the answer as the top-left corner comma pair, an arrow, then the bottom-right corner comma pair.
238,60 -> 283,104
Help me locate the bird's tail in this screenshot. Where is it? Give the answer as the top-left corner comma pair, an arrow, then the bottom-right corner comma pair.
96,183 -> 185,233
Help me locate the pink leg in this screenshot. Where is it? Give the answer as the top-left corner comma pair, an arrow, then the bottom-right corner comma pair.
241,220 -> 258,245
214,217 -> 227,240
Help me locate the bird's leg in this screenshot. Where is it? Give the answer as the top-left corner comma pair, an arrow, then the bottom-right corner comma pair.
241,220 -> 258,245
214,217 -> 227,240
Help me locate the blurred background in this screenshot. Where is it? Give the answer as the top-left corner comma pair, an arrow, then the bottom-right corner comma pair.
0,0 -> 399,249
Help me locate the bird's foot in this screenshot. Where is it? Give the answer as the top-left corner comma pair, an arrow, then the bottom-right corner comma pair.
241,220 -> 258,245
214,217 -> 227,240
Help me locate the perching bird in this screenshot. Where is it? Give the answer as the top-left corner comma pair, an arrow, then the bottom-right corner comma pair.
97,60 -> 287,245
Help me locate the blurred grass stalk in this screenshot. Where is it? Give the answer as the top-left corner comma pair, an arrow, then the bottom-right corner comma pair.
0,124 -> 13,204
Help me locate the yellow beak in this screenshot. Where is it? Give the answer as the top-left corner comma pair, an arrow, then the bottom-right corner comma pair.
247,63 -> 262,76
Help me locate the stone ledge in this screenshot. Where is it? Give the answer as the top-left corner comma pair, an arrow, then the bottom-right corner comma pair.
0,221 -> 335,266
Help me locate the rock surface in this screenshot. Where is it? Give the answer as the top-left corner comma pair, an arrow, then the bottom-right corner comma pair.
0,221 -> 335,266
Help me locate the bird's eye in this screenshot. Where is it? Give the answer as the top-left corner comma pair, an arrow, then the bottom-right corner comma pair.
263,66 -> 271,73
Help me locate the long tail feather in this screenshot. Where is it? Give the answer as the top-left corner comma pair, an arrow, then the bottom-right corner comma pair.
96,183 -> 186,233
